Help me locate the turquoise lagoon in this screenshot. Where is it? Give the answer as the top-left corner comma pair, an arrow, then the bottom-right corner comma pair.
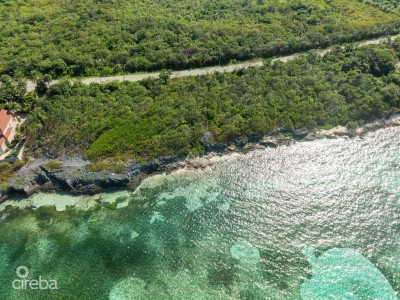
1,126 -> 400,299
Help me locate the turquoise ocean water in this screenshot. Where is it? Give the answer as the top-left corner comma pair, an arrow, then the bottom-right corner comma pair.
0,127 -> 400,299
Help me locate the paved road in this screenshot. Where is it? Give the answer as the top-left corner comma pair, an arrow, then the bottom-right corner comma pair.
26,35 -> 399,92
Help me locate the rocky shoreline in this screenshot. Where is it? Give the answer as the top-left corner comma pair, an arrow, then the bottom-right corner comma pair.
1,114 -> 400,203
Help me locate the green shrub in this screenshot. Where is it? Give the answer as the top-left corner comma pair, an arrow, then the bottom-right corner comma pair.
26,44 -> 400,162
42,160 -> 63,171
86,160 -> 126,173
0,161 -> 24,185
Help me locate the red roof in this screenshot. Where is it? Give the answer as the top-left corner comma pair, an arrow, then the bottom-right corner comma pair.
0,110 -> 14,133
3,127 -> 13,139
0,128 -> 14,147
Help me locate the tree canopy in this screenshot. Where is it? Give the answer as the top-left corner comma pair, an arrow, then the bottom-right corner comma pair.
0,0 -> 399,78
25,43 -> 400,163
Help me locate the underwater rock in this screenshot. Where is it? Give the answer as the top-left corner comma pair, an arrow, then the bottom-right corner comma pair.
150,212 -> 165,224
218,202 -> 231,212
156,178 -> 220,212
301,248 -> 397,300
109,277 -> 147,300
25,238 -> 58,265
130,231 -> 139,240
185,196 -> 204,211
230,240 -> 260,261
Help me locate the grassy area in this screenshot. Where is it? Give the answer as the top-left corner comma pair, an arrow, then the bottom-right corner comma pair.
0,0 -> 399,79
86,159 -> 126,173
25,41 -> 400,163
42,160 -> 63,171
0,161 -> 24,189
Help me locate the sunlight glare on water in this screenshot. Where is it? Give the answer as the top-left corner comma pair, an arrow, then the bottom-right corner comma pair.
0,126 -> 400,299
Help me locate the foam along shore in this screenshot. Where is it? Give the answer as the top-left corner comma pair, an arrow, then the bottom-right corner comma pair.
1,113 -> 400,204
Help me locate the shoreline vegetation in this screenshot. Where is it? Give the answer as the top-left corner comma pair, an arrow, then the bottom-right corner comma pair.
1,40 -> 400,202
0,0 -> 400,80
26,42 -> 400,160
1,113 -> 400,203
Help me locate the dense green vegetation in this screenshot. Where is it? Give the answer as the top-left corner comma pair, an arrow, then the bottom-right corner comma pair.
360,0 -> 400,12
0,161 -> 24,189
42,160 -> 63,171
0,0 -> 399,79
25,42 -> 400,163
0,75 -> 38,112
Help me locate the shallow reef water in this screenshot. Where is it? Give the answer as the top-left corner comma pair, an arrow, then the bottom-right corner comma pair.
1,126 -> 400,299
301,248 -> 397,299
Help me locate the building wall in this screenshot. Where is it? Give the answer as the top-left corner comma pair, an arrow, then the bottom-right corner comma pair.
0,116 -> 18,153
6,127 -> 16,145
5,117 -> 18,132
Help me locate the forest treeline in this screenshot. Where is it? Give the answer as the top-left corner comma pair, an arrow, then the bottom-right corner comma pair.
0,0 -> 399,79
24,41 -> 400,163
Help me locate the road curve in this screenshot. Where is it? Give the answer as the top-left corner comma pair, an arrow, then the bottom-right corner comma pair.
26,34 -> 399,92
